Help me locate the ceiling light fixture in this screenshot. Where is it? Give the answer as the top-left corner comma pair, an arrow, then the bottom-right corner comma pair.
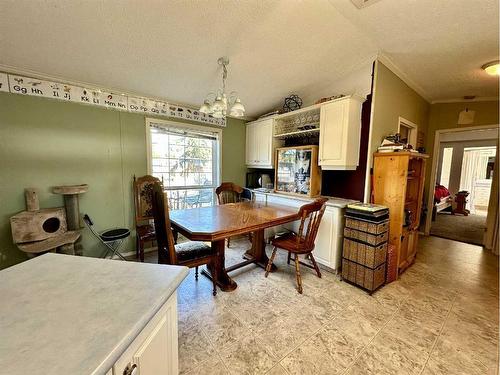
482,60 -> 500,76
199,57 -> 245,119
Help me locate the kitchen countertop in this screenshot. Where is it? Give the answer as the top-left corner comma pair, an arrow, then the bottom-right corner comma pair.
0,253 -> 189,375
249,189 -> 359,208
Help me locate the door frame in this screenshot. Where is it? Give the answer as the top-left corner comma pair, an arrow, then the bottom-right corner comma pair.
424,124 -> 500,237
398,117 -> 418,147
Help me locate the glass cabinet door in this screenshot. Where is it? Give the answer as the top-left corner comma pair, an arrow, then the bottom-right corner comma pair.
276,148 -> 312,195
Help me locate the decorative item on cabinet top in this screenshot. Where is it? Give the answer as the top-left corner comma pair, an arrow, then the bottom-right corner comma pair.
0,71 -> 225,127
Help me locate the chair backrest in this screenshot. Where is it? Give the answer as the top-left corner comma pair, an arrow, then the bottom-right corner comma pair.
296,198 -> 328,251
151,181 -> 178,264
215,182 -> 244,205
133,175 -> 162,224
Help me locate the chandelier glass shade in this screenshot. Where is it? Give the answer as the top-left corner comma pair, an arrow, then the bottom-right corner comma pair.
200,57 -> 245,118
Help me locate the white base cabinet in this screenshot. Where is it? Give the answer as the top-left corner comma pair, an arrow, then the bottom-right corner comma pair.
254,192 -> 346,272
111,293 -> 178,375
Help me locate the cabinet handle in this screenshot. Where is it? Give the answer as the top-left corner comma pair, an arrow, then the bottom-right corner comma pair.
123,363 -> 137,375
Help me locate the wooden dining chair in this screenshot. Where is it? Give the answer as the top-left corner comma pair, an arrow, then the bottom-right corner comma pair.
215,182 -> 252,247
265,198 -> 328,294
133,175 -> 160,262
134,175 -> 178,262
151,181 -> 218,296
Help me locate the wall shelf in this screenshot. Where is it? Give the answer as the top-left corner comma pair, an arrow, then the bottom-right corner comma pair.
273,127 -> 320,139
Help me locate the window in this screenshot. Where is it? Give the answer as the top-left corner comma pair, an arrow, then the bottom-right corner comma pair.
147,119 -> 221,210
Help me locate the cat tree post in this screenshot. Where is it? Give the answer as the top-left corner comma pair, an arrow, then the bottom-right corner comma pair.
52,184 -> 88,255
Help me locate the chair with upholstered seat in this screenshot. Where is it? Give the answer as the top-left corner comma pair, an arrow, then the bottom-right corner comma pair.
151,181 -> 218,295
134,175 -> 179,262
265,198 -> 328,294
133,175 -> 160,262
215,182 -> 252,247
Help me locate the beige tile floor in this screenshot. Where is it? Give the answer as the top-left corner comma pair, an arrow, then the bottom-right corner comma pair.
144,235 -> 499,375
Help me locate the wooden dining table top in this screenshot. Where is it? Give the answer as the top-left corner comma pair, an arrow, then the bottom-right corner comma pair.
169,201 -> 301,241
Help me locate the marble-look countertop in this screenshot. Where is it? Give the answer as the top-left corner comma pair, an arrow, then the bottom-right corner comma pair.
0,253 -> 189,375
249,189 -> 359,208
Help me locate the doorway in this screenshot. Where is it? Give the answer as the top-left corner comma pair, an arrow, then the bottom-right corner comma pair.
425,126 -> 499,246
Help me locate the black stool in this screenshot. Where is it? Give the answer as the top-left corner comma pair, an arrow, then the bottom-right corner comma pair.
83,214 -> 130,260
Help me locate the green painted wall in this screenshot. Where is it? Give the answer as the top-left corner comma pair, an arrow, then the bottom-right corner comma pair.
0,92 -> 246,269
365,61 -> 430,200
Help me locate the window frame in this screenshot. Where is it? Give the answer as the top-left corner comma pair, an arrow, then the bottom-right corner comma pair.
145,117 -> 222,195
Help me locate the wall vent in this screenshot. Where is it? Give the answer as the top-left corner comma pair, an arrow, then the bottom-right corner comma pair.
351,0 -> 382,9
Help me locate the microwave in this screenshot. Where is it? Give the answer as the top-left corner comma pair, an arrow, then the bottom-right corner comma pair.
246,171 -> 273,189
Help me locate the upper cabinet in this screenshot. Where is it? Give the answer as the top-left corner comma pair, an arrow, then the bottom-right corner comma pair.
245,117 -> 278,168
319,96 -> 364,170
246,95 -> 365,170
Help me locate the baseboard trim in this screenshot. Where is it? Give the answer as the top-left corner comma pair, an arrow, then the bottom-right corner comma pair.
112,247 -> 157,260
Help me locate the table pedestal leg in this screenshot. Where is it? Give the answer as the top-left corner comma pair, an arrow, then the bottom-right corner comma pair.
202,239 -> 237,292
243,229 -> 277,272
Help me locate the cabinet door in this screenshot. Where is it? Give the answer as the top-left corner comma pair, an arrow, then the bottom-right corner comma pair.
313,208 -> 334,267
319,100 -> 348,165
319,97 -> 362,170
113,294 -> 178,375
406,230 -> 419,264
134,295 -> 177,375
257,119 -> 273,167
245,124 -> 257,165
399,232 -> 410,269
246,118 -> 275,168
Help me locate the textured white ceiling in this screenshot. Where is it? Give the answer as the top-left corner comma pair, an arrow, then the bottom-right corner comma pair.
0,0 -> 498,116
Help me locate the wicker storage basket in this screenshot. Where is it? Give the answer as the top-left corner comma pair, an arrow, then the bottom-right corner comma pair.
345,217 -> 389,235
344,227 -> 388,246
385,243 -> 398,283
343,238 -> 387,268
342,259 -> 386,291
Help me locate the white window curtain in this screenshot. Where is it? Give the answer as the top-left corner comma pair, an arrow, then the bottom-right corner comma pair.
460,147 -> 496,214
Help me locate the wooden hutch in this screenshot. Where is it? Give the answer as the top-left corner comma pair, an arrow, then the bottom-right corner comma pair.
373,151 -> 428,275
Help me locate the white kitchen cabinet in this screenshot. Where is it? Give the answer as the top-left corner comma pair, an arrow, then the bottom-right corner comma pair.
312,207 -> 335,267
246,117 -> 279,168
113,293 -> 178,375
319,96 -> 364,170
255,192 -> 348,273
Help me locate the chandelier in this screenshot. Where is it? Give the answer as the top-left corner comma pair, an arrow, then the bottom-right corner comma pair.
199,57 -> 245,118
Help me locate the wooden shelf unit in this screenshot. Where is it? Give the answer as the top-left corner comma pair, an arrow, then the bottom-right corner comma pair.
373,152 -> 428,275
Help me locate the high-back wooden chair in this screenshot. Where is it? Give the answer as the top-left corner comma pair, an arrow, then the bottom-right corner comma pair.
215,182 -> 252,247
152,181 -> 218,295
265,198 -> 328,294
133,175 -> 161,261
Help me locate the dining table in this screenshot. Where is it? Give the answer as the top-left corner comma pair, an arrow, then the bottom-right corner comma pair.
168,201 -> 301,291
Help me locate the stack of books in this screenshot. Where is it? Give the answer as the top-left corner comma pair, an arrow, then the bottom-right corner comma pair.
345,203 -> 389,222
377,139 -> 404,153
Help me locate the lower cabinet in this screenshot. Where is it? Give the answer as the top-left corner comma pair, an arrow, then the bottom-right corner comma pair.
256,193 -> 346,273
111,293 -> 178,375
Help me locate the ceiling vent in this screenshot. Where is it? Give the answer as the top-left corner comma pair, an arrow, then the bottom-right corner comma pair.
351,0 -> 382,9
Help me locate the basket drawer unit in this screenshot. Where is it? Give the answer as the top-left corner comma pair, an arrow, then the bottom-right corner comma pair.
343,227 -> 388,246
343,238 -> 387,269
345,217 -> 389,235
342,259 -> 386,291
